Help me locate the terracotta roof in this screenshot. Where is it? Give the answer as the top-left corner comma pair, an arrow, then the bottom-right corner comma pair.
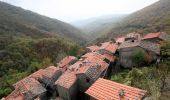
84,56 -> 109,71
116,37 -> 125,43
86,45 -> 99,52
5,89 -> 24,100
82,52 -> 114,62
13,77 -> 46,99
55,71 -> 77,89
75,63 -> 92,74
29,69 -> 44,80
58,56 -> 77,68
101,53 -> 115,62
85,78 -> 147,100
43,66 -> 60,78
142,32 -> 161,40
99,41 -> 118,54
30,66 -> 60,80
68,61 -> 83,71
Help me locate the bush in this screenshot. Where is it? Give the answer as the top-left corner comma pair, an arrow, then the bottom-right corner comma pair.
132,48 -> 145,67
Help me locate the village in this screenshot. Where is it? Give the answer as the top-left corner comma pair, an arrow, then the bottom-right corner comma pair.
2,32 -> 170,100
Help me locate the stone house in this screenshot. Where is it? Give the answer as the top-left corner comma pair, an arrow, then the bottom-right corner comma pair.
125,32 -> 141,41
118,40 -> 160,68
9,77 -> 46,100
57,56 -> 77,72
85,78 -> 147,100
83,55 -> 109,78
30,66 -> 62,90
115,37 -> 125,44
82,52 -> 115,63
142,32 -> 170,43
75,61 -> 109,92
55,71 -> 78,100
97,41 -> 119,55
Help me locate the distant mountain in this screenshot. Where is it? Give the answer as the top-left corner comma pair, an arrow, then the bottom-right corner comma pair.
0,1 -> 87,43
96,0 -> 170,42
71,14 -> 126,40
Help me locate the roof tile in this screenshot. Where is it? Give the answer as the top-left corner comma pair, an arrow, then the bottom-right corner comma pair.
99,41 -> 118,54
55,71 -> 77,89
86,45 -> 99,52
142,32 -> 161,40
85,78 -> 147,100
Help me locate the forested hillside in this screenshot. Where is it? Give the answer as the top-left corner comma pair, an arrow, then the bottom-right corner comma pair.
0,1 -> 87,43
94,0 -> 170,42
0,1 -> 86,97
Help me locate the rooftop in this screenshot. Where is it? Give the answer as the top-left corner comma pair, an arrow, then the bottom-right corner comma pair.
82,52 -> 114,62
57,56 -> 77,68
142,32 -> 161,40
99,41 -> 118,54
119,41 -> 160,54
85,78 -> 147,100
13,77 -> 46,99
84,56 -> 109,72
86,45 -> 99,52
5,89 -> 24,100
30,66 -> 60,80
116,37 -> 125,43
55,71 -> 77,89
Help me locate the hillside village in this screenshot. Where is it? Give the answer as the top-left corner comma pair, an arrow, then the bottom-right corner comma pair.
2,32 -> 170,100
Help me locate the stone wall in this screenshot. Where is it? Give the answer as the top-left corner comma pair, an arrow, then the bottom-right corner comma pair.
77,74 -> 93,92
160,32 -> 170,41
57,80 -> 78,100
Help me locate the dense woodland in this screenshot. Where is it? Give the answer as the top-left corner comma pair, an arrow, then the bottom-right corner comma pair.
0,34 -> 85,97
0,1 -> 86,97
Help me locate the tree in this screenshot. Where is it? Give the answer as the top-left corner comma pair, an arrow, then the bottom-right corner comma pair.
132,48 -> 145,67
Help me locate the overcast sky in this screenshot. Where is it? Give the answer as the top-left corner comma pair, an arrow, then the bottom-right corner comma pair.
1,0 -> 159,22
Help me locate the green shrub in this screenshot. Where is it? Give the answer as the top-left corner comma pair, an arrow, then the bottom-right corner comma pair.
132,48 -> 145,67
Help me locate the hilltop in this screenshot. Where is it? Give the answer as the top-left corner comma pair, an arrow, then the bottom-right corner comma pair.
0,1 -> 87,43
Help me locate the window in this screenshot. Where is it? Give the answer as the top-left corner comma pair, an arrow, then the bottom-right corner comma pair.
86,78 -> 90,83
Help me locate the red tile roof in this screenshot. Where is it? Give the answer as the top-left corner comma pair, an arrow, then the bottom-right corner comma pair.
75,64 -> 92,74
142,32 -> 161,40
43,66 -> 60,78
85,78 -> 147,100
14,77 -> 46,93
11,77 -> 46,100
101,53 -> 115,62
86,45 -> 99,52
99,41 -> 118,54
82,52 -> 114,62
30,69 -> 44,80
68,61 -> 83,71
58,56 -> 77,68
30,66 -> 60,80
116,37 -> 125,43
84,56 -> 109,72
55,71 -> 77,89
5,89 -> 24,100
